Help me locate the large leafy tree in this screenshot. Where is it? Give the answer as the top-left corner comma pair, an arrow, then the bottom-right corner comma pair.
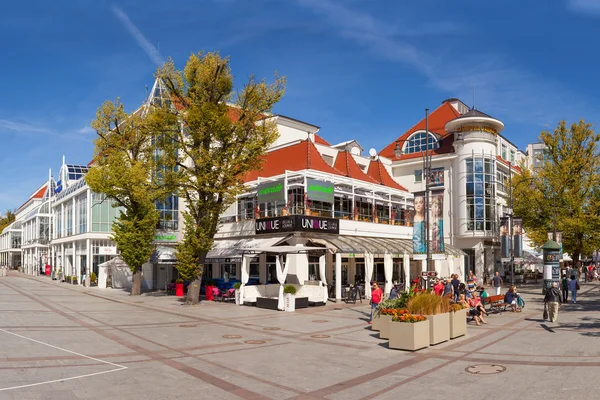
0,209 -> 16,232
513,120 -> 600,263
153,51 -> 285,304
86,99 -> 173,295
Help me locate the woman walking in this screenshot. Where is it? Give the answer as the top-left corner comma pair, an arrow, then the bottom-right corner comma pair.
568,275 -> 579,304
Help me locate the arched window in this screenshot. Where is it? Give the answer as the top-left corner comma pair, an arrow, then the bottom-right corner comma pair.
403,132 -> 440,154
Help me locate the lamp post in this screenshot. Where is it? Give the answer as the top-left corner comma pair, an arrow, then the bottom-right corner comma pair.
394,109 -> 438,285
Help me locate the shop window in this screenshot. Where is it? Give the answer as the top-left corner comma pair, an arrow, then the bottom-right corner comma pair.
334,196 -> 353,219
221,264 -> 236,280
204,263 -> 213,279
355,262 -> 365,283
374,260 -> 385,283
308,256 -> 320,281
250,262 -> 260,280
266,255 -> 278,283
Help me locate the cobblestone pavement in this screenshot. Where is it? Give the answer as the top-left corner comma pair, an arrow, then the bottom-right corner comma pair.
1,272 -> 599,400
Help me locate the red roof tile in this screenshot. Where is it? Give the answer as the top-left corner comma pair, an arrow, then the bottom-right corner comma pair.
244,140 -> 342,182
32,186 -> 47,199
496,155 -> 522,172
333,152 -> 379,184
379,102 -> 461,160
367,159 -> 408,191
314,134 -> 330,146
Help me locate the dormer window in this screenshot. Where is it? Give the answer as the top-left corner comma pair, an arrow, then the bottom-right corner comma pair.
403,131 -> 440,154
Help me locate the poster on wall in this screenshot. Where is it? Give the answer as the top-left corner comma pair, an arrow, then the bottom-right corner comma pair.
428,167 -> 444,187
500,217 -> 510,260
429,189 -> 445,259
411,191 -> 426,260
513,217 -> 523,260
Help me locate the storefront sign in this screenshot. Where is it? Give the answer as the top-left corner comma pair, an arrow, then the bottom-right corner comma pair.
306,179 -> 334,203
255,215 -> 339,235
155,232 -> 177,242
257,179 -> 285,203
98,246 -> 117,255
455,125 -> 498,134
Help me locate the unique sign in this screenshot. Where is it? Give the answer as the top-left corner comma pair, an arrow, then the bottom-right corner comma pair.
306,179 -> 334,203
256,179 -> 285,203
255,215 -> 339,235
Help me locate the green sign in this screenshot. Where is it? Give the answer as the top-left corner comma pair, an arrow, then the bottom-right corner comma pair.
307,179 -> 334,203
257,179 -> 285,203
155,233 -> 177,242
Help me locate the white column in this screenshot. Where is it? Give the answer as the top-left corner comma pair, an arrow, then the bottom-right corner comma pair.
383,253 -> 393,296
35,247 -> 39,276
434,259 -> 442,276
335,253 -> 342,301
86,238 -> 91,276
403,253 -> 410,291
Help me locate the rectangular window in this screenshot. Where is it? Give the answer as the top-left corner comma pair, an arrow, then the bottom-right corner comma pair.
510,150 -> 515,164
464,156 -> 495,232
414,170 -> 423,183
501,143 -> 507,160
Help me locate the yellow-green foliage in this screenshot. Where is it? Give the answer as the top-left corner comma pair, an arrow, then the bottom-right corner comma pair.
406,292 -> 450,315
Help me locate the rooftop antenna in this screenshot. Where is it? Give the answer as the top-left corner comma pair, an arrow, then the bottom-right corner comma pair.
472,85 -> 476,110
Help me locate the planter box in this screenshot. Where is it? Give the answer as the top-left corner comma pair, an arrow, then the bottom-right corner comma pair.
284,294 -> 296,312
389,320 -> 430,351
449,309 -> 467,339
256,297 -> 280,310
371,313 -> 382,331
378,315 -> 394,339
424,313 -> 450,345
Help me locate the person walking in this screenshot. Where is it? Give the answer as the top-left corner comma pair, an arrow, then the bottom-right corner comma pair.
544,282 -> 562,322
568,275 -> 579,304
451,274 -> 460,302
369,282 -> 383,324
491,271 -> 503,296
561,274 -> 569,303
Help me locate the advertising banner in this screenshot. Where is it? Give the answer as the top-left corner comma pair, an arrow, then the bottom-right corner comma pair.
429,189 -> 445,258
500,217 -> 510,260
513,217 -> 523,260
412,191 -> 426,259
306,179 -> 335,203
428,167 -> 444,187
257,179 -> 285,203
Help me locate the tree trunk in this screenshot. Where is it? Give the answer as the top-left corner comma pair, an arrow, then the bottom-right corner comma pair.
131,268 -> 142,296
185,274 -> 202,305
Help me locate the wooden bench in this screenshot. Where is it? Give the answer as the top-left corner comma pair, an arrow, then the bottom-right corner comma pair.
482,294 -> 508,313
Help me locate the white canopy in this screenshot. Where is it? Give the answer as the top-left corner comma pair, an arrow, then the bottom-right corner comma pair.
239,245 -> 328,254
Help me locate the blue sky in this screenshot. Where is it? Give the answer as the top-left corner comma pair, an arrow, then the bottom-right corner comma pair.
2,0 -> 600,212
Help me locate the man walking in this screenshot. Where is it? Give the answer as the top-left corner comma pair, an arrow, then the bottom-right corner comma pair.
568,275 -> 579,304
491,271 -> 503,296
544,282 -> 562,322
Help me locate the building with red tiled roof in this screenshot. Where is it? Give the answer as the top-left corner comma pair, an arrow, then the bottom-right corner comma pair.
381,97 -> 528,282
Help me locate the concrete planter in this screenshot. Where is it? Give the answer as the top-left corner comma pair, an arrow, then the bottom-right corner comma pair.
235,289 -> 241,305
284,293 -> 296,312
371,312 -> 383,331
377,315 -> 394,339
424,313 -> 450,345
449,308 -> 467,339
389,320 -> 430,351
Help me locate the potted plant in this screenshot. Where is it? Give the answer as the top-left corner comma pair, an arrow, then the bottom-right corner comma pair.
283,284 -> 297,312
449,303 -> 467,339
175,278 -> 185,297
233,282 -> 242,305
379,308 -> 407,339
388,314 -> 429,351
407,292 -> 450,345
372,292 -> 414,331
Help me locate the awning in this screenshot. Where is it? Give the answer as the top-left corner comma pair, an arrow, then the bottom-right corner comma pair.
150,246 -> 177,264
301,234 -> 465,258
205,235 -> 290,263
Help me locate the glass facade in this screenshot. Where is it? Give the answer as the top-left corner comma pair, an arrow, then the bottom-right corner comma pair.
76,194 -> 87,234
465,156 -> 496,231
91,193 -> 122,232
156,195 -> 179,230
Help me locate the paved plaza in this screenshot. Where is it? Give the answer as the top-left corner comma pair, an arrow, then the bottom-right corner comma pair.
1,273 -> 599,399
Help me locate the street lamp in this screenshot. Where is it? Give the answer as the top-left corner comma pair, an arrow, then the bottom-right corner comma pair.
394,109 -> 439,284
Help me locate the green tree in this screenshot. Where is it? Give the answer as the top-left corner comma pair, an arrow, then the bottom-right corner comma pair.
0,209 -> 16,232
86,99 -> 173,295
153,51 -> 285,304
513,120 -> 600,263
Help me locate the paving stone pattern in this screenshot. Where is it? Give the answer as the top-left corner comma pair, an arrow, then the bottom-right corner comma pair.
1,272 -> 599,399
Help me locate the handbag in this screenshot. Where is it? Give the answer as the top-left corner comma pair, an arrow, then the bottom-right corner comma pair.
543,303 -> 549,320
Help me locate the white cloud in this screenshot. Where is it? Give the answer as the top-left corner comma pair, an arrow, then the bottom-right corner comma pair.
566,0 -> 600,14
110,5 -> 164,66
296,0 -> 593,128
0,119 -> 49,133
78,126 -> 94,134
